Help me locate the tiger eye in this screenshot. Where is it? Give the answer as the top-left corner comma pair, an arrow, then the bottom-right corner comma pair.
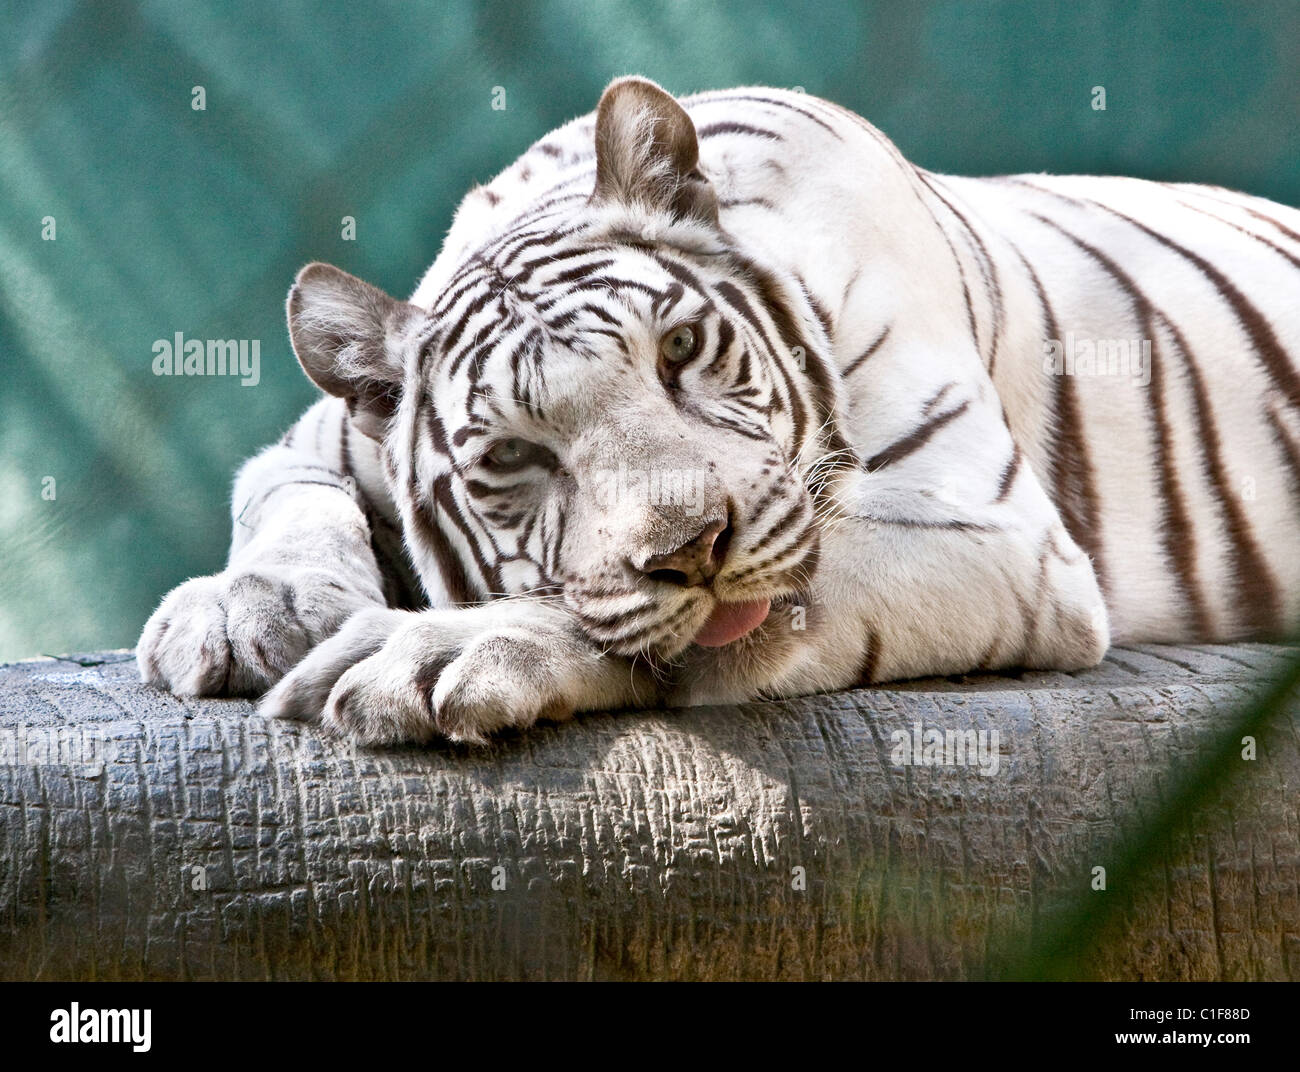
659,323 -> 699,364
486,438 -> 540,471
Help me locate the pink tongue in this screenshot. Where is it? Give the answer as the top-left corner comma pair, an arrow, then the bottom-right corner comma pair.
693,599 -> 772,648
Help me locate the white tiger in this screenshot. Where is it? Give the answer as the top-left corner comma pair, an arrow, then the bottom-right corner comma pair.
137,77 -> 1300,744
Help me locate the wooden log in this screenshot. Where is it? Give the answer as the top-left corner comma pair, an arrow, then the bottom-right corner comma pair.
0,644 -> 1296,980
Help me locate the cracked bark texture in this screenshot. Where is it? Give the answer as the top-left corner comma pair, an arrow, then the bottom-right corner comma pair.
0,644 -> 1297,981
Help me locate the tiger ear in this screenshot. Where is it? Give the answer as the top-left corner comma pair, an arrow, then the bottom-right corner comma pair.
590,76 -> 719,226
287,263 -> 419,440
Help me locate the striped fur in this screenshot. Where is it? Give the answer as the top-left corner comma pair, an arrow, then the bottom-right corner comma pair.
138,77 -> 1300,743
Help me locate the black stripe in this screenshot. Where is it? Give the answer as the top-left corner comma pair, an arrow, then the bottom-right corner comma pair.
408,499 -> 473,605
857,630 -> 881,686
1241,204 -> 1300,247
548,501 -> 567,579
842,325 -> 891,378
696,121 -> 783,141
338,407 -> 354,481
651,250 -> 710,297
728,514 -> 818,583
464,478 -> 532,500
995,443 -> 1022,504
522,254 -> 616,288
570,301 -> 621,326
1098,202 -> 1300,410
918,173 -> 1004,374
802,286 -> 834,344
714,280 -> 807,449
720,196 -> 777,211
432,473 -> 500,595
691,406 -> 770,442
434,271 -> 491,320
859,514 -> 995,534
1265,406 -> 1300,508
707,317 -> 736,374
1034,212 -> 1210,635
921,382 -> 956,417
737,498 -> 806,562
865,401 -> 970,472
578,275 -> 665,301
721,254 -> 855,468
440,288 -> 496,357
896,174 -> 982,361
685,91 -> 844,139
1157,311 -> 1282,635
497,224 -> 580,268
1177,199 -> 1300,273
1168,183 -> 1300,248
1013,249 -> 1108,595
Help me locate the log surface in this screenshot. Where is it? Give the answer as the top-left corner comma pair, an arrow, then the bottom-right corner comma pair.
0,644 -> 1297,981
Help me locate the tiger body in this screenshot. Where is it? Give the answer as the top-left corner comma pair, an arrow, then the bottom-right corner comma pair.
138,79 -> 1300,744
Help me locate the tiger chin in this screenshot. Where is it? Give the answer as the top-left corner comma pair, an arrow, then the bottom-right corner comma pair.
137,76 -> 1300,745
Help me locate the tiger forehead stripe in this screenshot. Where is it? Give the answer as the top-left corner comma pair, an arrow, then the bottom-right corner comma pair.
651,280 -> 684,317
650,250 -> 711,295
515,245 -> 617,279
437,230 -> 545,308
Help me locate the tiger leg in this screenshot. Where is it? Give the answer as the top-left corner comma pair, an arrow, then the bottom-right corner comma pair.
136,398 -> 389,696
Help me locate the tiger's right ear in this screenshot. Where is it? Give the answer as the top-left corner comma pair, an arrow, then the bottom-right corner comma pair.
287,262 -> 420,440
590,76 -> 719,226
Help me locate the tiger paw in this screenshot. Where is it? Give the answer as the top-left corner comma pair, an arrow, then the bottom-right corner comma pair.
136,566 -> 383,697
260,603 -> 639,745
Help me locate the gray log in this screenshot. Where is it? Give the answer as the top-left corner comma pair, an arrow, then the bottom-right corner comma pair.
1,644 -> 1296,980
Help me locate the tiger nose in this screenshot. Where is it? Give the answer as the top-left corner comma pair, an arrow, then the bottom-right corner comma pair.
635,516 -> 732,587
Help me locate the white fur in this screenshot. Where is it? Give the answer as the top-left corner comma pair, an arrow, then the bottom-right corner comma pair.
139,82 -> 1300,743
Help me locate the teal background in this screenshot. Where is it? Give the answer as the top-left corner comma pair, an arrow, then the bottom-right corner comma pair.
1,0 -> 1298,662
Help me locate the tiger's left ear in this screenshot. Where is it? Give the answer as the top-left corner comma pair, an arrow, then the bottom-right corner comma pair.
590,76 -> 719,226
287,263 -> 421,440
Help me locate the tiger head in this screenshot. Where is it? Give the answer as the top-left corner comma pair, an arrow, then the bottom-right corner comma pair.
287,77 -> 851,668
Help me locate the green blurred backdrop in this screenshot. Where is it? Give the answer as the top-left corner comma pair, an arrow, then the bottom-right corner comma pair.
1,0 -> 1298,662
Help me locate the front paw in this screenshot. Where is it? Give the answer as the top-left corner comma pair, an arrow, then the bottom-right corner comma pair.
136,566 -> 381,697
261,605 -> 623,745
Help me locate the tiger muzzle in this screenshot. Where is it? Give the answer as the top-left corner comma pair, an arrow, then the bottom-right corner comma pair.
635,515 -> 733,588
